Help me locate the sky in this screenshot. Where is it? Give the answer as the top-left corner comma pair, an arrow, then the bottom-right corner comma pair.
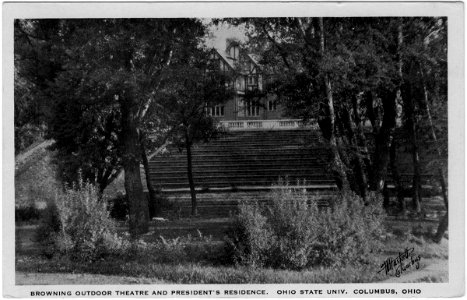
202,20 -> 247,51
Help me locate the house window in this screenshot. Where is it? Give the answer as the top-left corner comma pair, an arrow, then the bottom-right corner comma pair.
206,105 -> 224,117
268,100 -> 277,111
247,75 -> 257,85
230,46 -> 239,60
245,100 -> 260,116
205,105 -> 212,116
236,77 -> 245,91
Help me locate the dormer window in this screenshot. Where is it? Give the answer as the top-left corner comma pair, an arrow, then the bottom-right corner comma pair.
230,46 -> 239,60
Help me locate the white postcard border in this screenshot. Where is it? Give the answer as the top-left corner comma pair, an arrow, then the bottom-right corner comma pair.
3,1 -> 464,298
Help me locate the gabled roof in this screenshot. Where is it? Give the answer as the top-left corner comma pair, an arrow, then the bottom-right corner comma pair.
211,43 -> 262,75
213,49 -> 235,70
246,54 -> 261,66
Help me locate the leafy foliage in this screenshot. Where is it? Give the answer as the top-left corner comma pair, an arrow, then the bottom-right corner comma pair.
37,179 -> 128,261
223,17 -> 447,202
225,185 -> 385,269
15,19 -> 210,233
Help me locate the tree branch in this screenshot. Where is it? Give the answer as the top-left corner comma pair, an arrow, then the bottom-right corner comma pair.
261,23 -> 292,70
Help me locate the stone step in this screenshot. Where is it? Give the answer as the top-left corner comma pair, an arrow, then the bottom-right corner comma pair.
150,167 -> 328,176
202,140 -> 321,147
153,177 -> 333,185
152,172 -> 331,179
152,180 -> 336,189
157,184 -> 337,193
150,129 -> 332,191
164,147 -> 328,154
151,157 -> 328,165
151,156 -> 327,163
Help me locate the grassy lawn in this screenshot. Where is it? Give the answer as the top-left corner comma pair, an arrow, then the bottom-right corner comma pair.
15,217 -> 448,284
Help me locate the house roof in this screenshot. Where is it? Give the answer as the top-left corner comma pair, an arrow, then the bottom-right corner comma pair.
214,49 -> 235,70
247,54 -> 261,66
212,47 -> 262,76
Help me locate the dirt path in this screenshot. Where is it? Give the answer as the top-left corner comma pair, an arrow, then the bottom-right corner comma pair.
379,259 -> 448,283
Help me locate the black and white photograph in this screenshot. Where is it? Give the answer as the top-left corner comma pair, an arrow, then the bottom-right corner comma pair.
3,1 -> 464,297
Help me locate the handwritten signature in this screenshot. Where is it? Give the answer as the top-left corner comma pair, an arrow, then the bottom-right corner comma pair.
377,247 -> 421,277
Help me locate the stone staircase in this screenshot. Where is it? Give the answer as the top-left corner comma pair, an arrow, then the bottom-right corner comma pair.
148,129 -> 336,217
149,129 -> 335,190
147,129 -> 444,218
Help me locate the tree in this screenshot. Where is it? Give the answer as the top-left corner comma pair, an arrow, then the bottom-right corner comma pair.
400,17 -> 447,233
14,19 -> 66,153
225,17 -> 447,212
15,19 -> 207,235
156,56 -> 233,216
226,18 -> 400,199
47,73 -> 122,193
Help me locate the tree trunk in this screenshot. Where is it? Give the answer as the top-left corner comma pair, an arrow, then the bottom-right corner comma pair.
120,99 -> 149,236
318,17 -> 349,191
371,90 -> 397,193
390,138 -> 406,213
433,212 -> 448,243
342,102 -> 368,200
403,83 -> 422,213
410,117 -> 422,214
185,130 -> 197,216
371,20 -> 403,194
433,168 -> 448,243
419,64 -> 448,242
140,133 -> 160,218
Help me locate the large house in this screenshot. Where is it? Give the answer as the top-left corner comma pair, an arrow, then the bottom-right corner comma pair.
206,39 -> 303,130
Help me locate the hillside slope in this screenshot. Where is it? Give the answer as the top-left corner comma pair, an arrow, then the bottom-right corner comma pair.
15,140 -> 60,209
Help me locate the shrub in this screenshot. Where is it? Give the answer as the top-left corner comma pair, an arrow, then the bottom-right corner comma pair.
266,188 -> 320,269
316,191 -> 385,266
225,203 -> 274,267
37,179 -> 129,261
225,185 -> 385,269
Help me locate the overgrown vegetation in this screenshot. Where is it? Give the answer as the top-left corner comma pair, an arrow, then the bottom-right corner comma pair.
36,180 -> 129,261
18,185 -> 447,283
225,186 -> 385,269
17,227 -> 448,284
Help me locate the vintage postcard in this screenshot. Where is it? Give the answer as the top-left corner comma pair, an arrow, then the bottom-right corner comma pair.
3,1 -> 464,298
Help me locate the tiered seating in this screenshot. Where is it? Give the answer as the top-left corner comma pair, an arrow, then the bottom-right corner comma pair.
148,129 -> 336,217
149,129 -> 335,191
147,129 -> 442,217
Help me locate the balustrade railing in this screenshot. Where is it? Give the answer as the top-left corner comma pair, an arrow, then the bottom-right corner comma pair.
219,119 -> 316,131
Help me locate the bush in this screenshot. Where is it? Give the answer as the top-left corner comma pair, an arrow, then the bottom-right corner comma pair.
225,185 -> 385,269
37,179 -> 129,261
316,191 -> 385,266
225,203 -> 274,268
